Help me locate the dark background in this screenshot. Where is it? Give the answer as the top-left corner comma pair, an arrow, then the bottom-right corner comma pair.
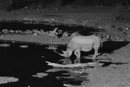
0,0 -> 130,11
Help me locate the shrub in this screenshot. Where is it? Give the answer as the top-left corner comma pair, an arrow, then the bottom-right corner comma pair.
114,4 -> 130,21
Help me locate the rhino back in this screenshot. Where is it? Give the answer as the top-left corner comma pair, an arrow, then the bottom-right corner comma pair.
67,40 -> 81,50
71,36 -> 94,44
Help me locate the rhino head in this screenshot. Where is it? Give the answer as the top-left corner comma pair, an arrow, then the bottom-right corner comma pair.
58,50 -> 72,58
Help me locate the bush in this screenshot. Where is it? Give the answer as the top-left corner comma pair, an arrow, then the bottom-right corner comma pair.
114,4 -> 130,21
0,0 -> 12,11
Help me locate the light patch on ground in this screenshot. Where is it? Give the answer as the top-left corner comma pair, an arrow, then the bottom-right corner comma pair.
0,43 -> 10,47
32,72 -> 48,78
82,63 -> 130,87
0,77 -> 18,84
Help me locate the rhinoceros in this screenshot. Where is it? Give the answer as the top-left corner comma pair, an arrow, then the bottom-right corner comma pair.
59,35 -> 102,63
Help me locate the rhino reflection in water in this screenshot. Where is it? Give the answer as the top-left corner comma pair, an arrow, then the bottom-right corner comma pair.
59,35 -> 102,64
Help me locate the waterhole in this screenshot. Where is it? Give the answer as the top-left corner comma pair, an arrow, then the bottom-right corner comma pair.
0,40 -> 92,87
0,21 -> 129,87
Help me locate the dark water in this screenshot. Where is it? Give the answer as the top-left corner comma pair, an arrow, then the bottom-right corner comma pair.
0,21 -> 102,87
0,21 -> 129,87
0,40 -> 90,87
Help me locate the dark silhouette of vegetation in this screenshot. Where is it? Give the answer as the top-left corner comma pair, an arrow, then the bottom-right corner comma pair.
114,4 -> 130,22
0,0 -> 129,11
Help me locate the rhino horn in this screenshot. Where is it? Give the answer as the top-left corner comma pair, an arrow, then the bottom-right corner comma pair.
58,50 -> 67,57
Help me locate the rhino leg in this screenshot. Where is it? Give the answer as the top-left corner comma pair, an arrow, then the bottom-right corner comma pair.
92,38 -> 100,60
92,45 -> 99,62
74,49 -> 80,58
74,58 -> 81,64
74,49 -> 81,63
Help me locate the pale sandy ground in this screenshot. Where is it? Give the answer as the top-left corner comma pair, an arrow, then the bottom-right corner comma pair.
0,6 -> 130,87
0,77 -> 18,84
